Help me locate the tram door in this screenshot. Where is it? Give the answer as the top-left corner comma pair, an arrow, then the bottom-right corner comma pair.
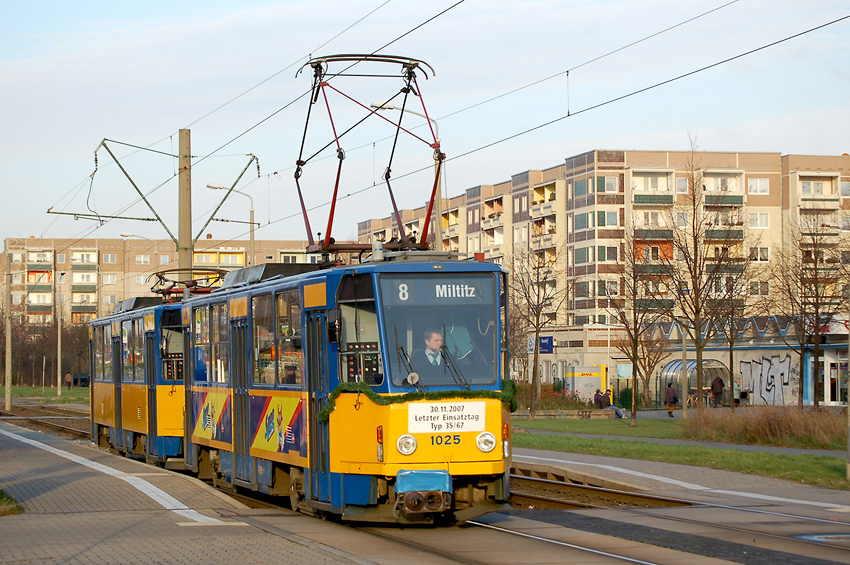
232,320 -> 251,482
111,335 -> 125,450
145,332 -> 157,455
306,311 -> 330,503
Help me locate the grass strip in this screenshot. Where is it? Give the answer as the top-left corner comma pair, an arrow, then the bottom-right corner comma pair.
513,432 -> 849,490
0,386 -> 90,405
518,418 -> 685,439
0,490 -> 21,516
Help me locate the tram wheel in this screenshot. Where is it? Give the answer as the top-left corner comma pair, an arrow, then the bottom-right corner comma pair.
289,468 -> 305,512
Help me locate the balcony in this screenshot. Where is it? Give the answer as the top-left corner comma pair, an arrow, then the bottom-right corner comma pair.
27,284 -> 53,293
481,213 -> 503,229
633,194 -> 673,206
27,262 -> 53,270
707,260 -> 746,274
530,200 -> 555,219
635,298 -> 674,310
800,195 -> 840,210
636,264 -> 673,276
704,194 -> 744,207
635,228 -> 672,240
71,304 -> 98,313
26,304 -> 52,313
705,229 -> 743,241
71,263 -> 98,272
72,284 -> 97,292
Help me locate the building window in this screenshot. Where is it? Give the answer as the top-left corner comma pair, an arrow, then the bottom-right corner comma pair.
748,213 -> 769,228
71,252 -> 94,263
802,181 -> 825,195
675,212 -> 688,227
12,274 -> 22,284
159,254 -> 168,265
634,174 -> 667,191
220,253 -> 244,265
749,282 -> 769,296
574,213 -> 590,230
280,254 -> 297,263
194,253 -> 216,263
598,280 -> 618,296
135,254 -> 150,265
56,253 -> 65,264
749,247 -> 769,262
676,177 -> 688,193
574,178 -> 589,197
597,211 -> 618,227
12,294 -> 23,305
102,273 -> 117,285
27,271 -> 52,284
841,182 -> 850,197
748,178 -> 769,194
597,176 -> 617,193
598,246 -> 618,262
135,275 -> 147,286
57,272 -> 66,284
643,211 -> 661,226
72,272 -> 95,283
842,216 -> 850,231
104,294 -> 117,305
11,253 -> 23,263
574,247 -> 590,264
574,281 -> 590,298
642,246 -> 661,261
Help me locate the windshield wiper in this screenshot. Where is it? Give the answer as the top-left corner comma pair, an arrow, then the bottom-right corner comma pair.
393,324 -> 425,391
440,339 -> 471,391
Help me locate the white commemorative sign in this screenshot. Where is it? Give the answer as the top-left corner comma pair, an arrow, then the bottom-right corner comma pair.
408,401 -> 486,433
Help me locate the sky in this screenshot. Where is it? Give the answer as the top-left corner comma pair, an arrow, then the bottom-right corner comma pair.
2,0 -> 848,251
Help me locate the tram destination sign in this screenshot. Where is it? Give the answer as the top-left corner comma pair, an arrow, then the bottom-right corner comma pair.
380,274 -> 494,306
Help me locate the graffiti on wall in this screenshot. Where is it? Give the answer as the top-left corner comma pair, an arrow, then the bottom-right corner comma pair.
739,355 -> 795,405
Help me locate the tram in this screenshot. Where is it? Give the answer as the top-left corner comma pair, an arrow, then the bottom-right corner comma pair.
90,297 -> 185,465
90,253 -> 514,522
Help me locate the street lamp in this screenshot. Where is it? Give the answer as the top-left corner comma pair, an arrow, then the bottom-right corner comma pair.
207,183 -> 255,266
371,101 -> 443,251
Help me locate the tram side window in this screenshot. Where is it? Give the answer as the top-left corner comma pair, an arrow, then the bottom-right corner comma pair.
103,324 -> 112,381
338,274 -> 383,386
133,318 -> 145,382
122,320 -> 134,382
252,294 -> 275,385
276,291 -> 302,386
94,326 -> 104,381
211,303 -> 229,383
193,307 -> 210,382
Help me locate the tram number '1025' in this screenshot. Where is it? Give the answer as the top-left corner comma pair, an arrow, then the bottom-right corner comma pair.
431,434 -> 461,446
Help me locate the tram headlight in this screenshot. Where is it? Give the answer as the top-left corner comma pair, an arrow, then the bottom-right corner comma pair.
397,434 -> 417,455
476,432 -> 497,453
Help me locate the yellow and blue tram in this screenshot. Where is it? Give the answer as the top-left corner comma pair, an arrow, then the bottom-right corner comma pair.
90,297 -> 185,465
90,253 -> 514,523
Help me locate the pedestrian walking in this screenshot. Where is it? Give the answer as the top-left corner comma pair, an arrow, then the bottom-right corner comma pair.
711,375 -> 725,407
64,371 -> 73,390
664,383 -> 678,417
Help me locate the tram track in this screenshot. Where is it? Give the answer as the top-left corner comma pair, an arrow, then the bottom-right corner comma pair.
10,402 -> 850,562
508,473 -> 850,560
0,405 -> 90,439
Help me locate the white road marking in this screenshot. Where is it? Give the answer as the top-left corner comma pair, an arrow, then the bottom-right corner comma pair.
0,428 -> 222,524
514,454 -> 850,511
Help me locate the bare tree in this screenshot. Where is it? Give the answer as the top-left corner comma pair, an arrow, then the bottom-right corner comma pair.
769,211 -> 846,408
605,223 -> 671,425
508,237 -> 569,418
660,145 -> 744,410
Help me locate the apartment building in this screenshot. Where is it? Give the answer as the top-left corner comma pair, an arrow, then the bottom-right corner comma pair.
1,237 -> 323,325
359,149 -> 850,404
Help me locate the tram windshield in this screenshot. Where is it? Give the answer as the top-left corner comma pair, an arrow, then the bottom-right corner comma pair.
380,273 -> 498,387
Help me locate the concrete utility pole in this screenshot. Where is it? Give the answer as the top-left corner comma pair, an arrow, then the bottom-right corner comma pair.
177,129 -> 193,280
5,254 -> 12,410
55,258 -> 62,397
681,321 -> 688,420
847,328 -> 850,481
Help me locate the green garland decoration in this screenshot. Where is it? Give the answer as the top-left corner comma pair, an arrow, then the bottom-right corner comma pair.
317,379 -> 517,422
